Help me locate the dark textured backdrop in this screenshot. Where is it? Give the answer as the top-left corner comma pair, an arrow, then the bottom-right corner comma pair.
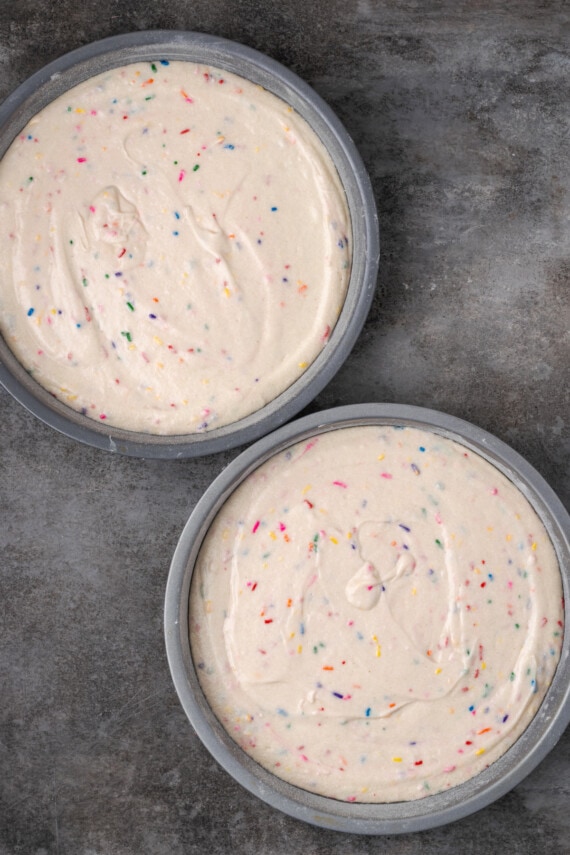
1,1 -> 569,853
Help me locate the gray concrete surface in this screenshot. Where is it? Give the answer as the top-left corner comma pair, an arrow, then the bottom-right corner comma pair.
1,1 -> 569,853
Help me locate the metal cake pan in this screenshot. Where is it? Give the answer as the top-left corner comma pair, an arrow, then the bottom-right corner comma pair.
0,31 -> 379,457
164,403 -> 570,834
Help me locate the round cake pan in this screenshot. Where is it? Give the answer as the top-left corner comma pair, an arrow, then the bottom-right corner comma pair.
164,403 -> 570,834
0,31 -> 379,458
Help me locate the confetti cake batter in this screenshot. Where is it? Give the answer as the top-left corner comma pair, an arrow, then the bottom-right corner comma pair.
0,61 -> 351,433
190,425 -> 564,802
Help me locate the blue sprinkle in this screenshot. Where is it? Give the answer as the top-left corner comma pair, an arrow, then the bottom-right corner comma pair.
488,573 -> 494,581
76,323 -> 81,328
277,708 -> 288,717
365,707 -> 371,717
356,631 -> 364,640
174,211 -> 180,219
299,622 -> 305,635
224,143 -> 235,150
468,704 -> 475,712
27,307 -> 34,316
27,134 -> 33,140
271,206 -> 278,211
419,446 -> 426,452
172,231 -> 179,236
160,59 -> 170,66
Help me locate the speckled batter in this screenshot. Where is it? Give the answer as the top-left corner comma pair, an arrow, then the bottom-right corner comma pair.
0,61 -> 351,433
190,425 -> 564,802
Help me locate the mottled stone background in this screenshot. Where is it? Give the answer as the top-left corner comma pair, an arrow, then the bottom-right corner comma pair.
1,1 -> 569,853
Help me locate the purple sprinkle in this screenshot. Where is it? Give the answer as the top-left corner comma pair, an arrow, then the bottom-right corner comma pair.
332,692 -> 344,699
149,313 -> 157,319
399,524 -> 411,532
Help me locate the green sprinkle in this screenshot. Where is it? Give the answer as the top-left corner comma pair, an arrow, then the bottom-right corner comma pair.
515,623 -> 520,629
126,302 -> 134,312
435,539 -> 443,548
510,672 -> 516,681
121,331 -> 132,343
69,239 -> 73,244
67,106 -> 72,112
141,170 -> 147,176
105,273 -> 110,279
144,95 -> 155,101
82,278 -> 88,287
313,646 -> 318,654
193,164 -> 200,172
151,63 -> 157,72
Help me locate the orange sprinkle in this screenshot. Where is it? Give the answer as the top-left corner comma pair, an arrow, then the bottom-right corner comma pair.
142,77 -> 154,86
322,666 -> 334,671
477,727 -> 492,735
286,598 -> 292,607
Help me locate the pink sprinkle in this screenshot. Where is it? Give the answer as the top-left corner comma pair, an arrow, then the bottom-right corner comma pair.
444,765 -> 456,773
252,520 -> 260,534
333,480 -> 347,488
380,472 -> 393,479
347,796 -> 357,802
435,512 -> 442,524
77,157 -> 87,163
279,522 -> 286,531
89,205 -> 96,213
491,487 -> 498,495
300,754 -> 309,762
507,580 -> 513,589
178,169 -> 186,182
99,414 -> 107,420
541,616 -> 548,627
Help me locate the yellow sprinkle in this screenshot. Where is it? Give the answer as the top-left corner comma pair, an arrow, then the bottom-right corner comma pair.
298,361 -> 308,369
289,631 -> 295,639
297,644 -> 303,654
269,531 -> 277,540
205,600 -> 213,614
157,361 -> 164,368
75,107 -> 85,114
330,536 -> 338,545
302,484 -> 312,495
531,542 -> 537,551
474,567 -> 481,575
224,287 -> 231,298
481,661 -> 487,670
377,453 -> 385,461
486,526 -> 494,532
475,748 -> 485,756
435,667 -> 442,675
392,757 -> 402,763
347,531 -> 353,540
50,308 -> 57,315
360,787 -> 369,794
128,344 -> 136,351
153,336 -> 163,346
411,587 -> 417,596
506,533 -> 513,541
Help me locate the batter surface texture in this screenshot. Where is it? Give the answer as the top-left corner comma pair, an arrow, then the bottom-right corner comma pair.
0,61 -> 351,433
190,425 -> 563,802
